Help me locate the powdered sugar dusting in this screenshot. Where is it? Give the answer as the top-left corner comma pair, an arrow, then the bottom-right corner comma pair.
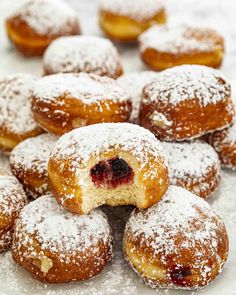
143,65 -> 231,107
118,71 -> 159,122
139,24 -> 222,54
125,185 -> 228,288
43,36 -> 122,77
9,0 -> 79,36
50,123 -> 166,175
162,141 -> 220,180
99,0 -> 164,21
0,73 -> 39,135
32,73 -> 130,105
10,133 -> 57,176
0,175 -> 27,217
14,195 -> 112,261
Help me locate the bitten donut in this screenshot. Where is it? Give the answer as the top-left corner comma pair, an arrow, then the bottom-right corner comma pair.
48,123 -> 169,215
12,195 -> 113,283
124,185 -> 229,290
10,134 -> 57,199
5,0 -> 80,56
0,174 -> 27,252
31,73 -> 132,135
139,24 -> 224,71
0,73 -> 43,152
207,119 -> 236,170
162,141 -> 220,198
140,65 -> 234,141
118,71 -> 158,123
43,36 -> 123,78
99,0 -> 166,42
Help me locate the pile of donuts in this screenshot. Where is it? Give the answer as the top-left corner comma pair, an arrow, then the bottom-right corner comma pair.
0,0 -> 235,291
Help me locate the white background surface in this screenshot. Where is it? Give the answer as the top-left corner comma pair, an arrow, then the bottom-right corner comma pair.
0,0 -> 236,294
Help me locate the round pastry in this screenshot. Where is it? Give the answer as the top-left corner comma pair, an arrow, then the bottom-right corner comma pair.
10,134 -> 57,199
124,185 -> 229,290
162,141 -> 220,198
31,73 -> 132,135
0,73 -> 43,152
99,0 -> 167,42
139,24 -> 224,71
5,0 -> 80,57
48,123 -> 169,215
139,65 -> 234,141
0,174 -> 28,252
207,119 -> 236,170
43,36 -> 123,78
12,195 -> 113,283
118,71 -> 158,123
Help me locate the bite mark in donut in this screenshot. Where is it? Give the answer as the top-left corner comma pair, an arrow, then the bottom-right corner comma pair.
90,157 -> 134,188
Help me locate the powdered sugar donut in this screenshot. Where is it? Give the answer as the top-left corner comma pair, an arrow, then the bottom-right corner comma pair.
118,71 -> 159,123
48,123 -> 169,215
162,141 -> 220,199
31,73 -> 132,135
99,0 -> 166,42
0,73 -> 43,152
5,0 -> 80,56
124,185 -> 229,290
0,174 -> 28,252
207,118 -> 236,170
10,134 -> 57,199
12,195 -> 113,283
43,36 -> 123,78
140,65 -> 234,141
139,24 -> 224,70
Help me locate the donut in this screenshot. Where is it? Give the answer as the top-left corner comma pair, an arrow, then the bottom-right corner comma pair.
43,36 -> 123,78
0,174 -> 28,252
31,73 -> 132,135
162,141 -> 220,199
48,123 -> 169,215
12,195 -> 113,283
0,73 -> 43,152
5,0 -> 80,57
139,65 -> 234,141
124,185 -> 229,290
118,71 -> 159,123
10,134 -> 57,199
207,119 -> 236,170
139,23 -> 224,71
99,0 -> 167,42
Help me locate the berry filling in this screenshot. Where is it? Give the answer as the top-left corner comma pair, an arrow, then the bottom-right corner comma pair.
169,265 -> 192,287
90,157 -> 134,188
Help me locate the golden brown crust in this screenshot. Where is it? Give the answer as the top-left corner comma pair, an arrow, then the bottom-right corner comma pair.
5,16 -> 80,57
139,25 -> 224,70
99,9 -> 166,43
123,186 -> 229,289
12,196 -> 113,283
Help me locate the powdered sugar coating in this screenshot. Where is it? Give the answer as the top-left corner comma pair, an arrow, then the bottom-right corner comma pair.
43,36 -> 122,77
139,24 -> 223,54
125,185 -> 228,289
0,73 -> 38,135
14,195 -> 112,261
10,134 -> 57,176
143,65 -> 231,107
32,73 -> 131,105
162,141 -> 220,180
99,0 -> 165,21
50,123 -> 166,177
118,71 -> 159,122
0,175 -> 27,218
9,0 -> 79,36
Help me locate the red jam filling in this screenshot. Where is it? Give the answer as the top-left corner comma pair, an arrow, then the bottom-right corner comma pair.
169,265 -> 192,287
90,157 -> 134,188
